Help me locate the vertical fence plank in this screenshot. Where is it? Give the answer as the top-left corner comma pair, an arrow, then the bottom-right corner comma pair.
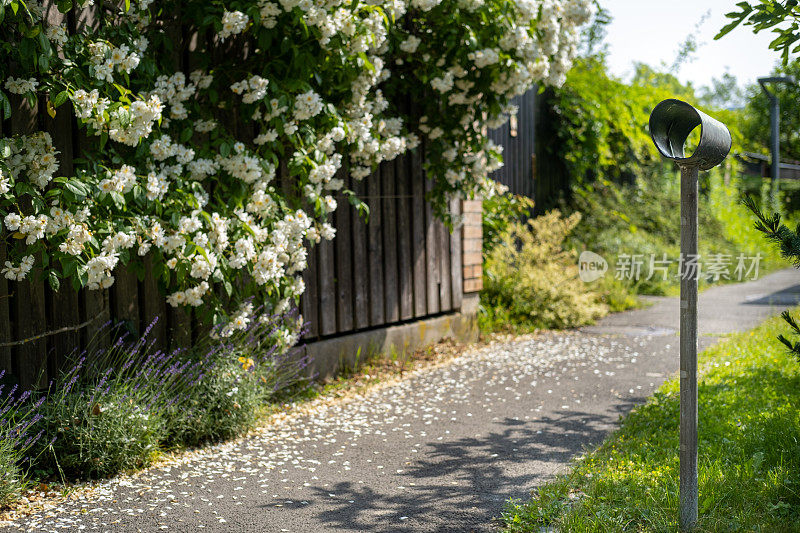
167,307 -> 192,352
396,155 -> 414,321
335,171 -> 353,333
424,173 -> 440,315
82,289 -> 110,350
0,113 -> 11,375
381,161 -> 399,323
0,242 -> 12,374
438,214 -> 452,312
10,93 -> 48,388
43,2 -> 81,372
317,236 -> 336,336
367,169 -> 385,326
450,198 -> 463,310
13,280 -> 48,389
351,176 -> 370,330
70,2 -> 110,355
301,241 -> 320,340
141,257 -> 167,350
110,266 -> 140,340
411,145 -> 428,317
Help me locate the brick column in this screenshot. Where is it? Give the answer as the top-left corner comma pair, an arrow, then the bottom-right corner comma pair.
461,200 -> 482,313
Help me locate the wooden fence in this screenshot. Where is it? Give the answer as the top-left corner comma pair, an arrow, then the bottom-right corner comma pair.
300,154 -> 464,343
489,87 -> 538,200
0,1 -> 502,389
0,4 -> 473,390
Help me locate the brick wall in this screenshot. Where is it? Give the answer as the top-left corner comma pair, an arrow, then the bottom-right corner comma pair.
462,200 -> 483,294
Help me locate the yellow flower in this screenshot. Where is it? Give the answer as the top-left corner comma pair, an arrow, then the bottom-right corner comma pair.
238,356 -> 255,371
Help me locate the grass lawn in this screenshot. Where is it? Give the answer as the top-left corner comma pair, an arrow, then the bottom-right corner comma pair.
501,311 -> 800,532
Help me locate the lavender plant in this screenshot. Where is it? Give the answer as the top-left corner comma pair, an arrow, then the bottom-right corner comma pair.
0,372 -> 46,504
24,310 -> 309,480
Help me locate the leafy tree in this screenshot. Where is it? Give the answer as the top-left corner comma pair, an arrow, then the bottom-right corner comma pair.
699,72 -> 746,109
715,0 -> 800,62
734,61 -> 800,160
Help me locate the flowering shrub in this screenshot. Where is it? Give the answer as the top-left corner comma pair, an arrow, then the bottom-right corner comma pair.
0,0 -> 591,338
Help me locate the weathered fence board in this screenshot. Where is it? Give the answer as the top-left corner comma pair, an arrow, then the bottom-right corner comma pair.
143,258 -> 168,346
424,171 -> 440,315
0,241 -> 12,373
396,154 -> 414,321
367,169 -> 385,326
318,237 -> 336,337
301,242 -> 319,340
335,173 -> 354,333
350,176 -> 370,330
382,159 -> 400,323
411,145 -> 428,318
450,198 -> 463,310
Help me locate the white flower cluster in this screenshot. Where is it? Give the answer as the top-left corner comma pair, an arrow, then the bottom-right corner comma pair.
0,169 -> 9,195
293,90 -> 324,121
107,96 -> 164,146
89,42 -> 140,83
45,23 -> 68,46
86,252 -> 120,290
151,72 -> 198,120
259,0 -> 281,28
2,255 -> 34,281
99,165 -> 137,194
231,75 -> 269,104
4,77 -> 38,95
215,302 -> 254,338
3,132 -> 59,189
220,11 -> 249,39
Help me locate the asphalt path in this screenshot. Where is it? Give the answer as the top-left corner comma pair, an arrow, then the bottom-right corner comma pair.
5,268 -> 800,533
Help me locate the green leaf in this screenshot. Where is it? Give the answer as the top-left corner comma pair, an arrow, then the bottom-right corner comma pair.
56,0 -> 73,13
48,270 -> 60,291
0,91 -> 11,120
64,179 -> 89,200
53,90 -> 69,108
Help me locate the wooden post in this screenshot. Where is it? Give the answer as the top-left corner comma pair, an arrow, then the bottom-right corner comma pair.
680,163 -> 699,531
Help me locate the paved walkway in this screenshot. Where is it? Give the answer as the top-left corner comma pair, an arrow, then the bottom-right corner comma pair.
5,269 -> 800,532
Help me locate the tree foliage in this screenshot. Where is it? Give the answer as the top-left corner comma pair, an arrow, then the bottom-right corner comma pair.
716,0 -> 800,63
743,194 -> 800,358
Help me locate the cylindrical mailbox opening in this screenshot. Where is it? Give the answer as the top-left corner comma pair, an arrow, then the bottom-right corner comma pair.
649,99 -> 732,171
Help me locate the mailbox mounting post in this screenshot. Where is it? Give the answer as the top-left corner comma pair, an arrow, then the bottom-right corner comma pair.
649,99 -> 731,531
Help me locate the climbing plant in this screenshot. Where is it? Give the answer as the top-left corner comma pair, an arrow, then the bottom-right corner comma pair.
0,0 -> 592,341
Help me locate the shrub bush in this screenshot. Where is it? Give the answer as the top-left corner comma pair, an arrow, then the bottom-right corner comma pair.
481,211 -> 607,332
21,311 -> 309,481
481,186 -> 535,253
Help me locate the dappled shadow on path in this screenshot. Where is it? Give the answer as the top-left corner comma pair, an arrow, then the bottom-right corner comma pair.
305,398 -> 645,532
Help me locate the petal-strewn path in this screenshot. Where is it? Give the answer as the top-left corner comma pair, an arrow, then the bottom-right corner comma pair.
5,269 -> 800,533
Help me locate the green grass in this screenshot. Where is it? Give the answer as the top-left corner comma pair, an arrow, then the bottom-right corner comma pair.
501,311 -> 800,532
